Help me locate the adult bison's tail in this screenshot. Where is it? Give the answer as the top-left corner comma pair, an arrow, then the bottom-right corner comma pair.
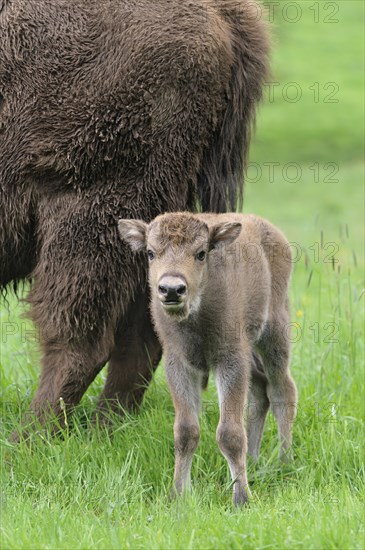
198,1 -> 270,213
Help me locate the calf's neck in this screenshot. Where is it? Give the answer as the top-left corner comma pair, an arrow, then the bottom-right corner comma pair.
119,212 -> 297,506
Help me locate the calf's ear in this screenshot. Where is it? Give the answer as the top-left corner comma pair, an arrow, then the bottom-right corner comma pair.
118,219 -> 148,252
209,222 -> 242,250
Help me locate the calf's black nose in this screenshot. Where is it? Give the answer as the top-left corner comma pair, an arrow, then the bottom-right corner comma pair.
158,283 -> 187,302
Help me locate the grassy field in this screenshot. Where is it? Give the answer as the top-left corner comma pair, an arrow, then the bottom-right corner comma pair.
1,1 -> 364,549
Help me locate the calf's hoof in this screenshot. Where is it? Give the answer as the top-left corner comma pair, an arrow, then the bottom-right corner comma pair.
233,484 -> 250,507
169,485 -> 183,501
233,490 -> 249,507
280,448 -> 294,463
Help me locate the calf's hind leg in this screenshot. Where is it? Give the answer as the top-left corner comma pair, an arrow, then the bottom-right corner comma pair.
247,352 -> 270,461
258,320 -> 298,460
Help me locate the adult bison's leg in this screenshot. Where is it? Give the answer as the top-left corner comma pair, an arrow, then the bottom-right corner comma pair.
12,195 -> 146,438
11,337 -> 110,441
95,289 -> 162,420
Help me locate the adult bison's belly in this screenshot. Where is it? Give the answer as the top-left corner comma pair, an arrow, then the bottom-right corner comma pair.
0,0 -> 232,196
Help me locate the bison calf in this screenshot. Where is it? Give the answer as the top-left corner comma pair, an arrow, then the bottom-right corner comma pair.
118,212 -> 297,506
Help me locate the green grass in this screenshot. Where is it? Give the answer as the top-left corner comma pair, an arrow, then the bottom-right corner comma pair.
1,1 -> 364,549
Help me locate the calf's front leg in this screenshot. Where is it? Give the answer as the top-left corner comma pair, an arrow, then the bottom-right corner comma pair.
165,356 -> 202,497
215,352 -> 250,506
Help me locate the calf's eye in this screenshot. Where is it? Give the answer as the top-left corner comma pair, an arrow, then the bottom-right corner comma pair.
147,250 -> 155,261
196,250 -> 206,262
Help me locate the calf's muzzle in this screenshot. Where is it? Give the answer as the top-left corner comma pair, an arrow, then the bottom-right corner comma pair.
158,275 -> 187,307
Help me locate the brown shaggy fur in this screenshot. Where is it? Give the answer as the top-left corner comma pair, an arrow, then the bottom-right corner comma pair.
0,0 -> 269,436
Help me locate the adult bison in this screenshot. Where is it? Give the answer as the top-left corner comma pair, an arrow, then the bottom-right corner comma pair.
0,0 -> 269,435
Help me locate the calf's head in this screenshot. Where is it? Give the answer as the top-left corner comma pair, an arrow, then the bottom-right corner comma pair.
118,213 -> 241,320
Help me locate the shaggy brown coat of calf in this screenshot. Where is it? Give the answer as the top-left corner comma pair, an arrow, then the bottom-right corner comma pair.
119,212 -> 298,506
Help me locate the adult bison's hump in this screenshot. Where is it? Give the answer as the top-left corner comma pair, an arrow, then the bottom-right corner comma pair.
0,0 -> 233,193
